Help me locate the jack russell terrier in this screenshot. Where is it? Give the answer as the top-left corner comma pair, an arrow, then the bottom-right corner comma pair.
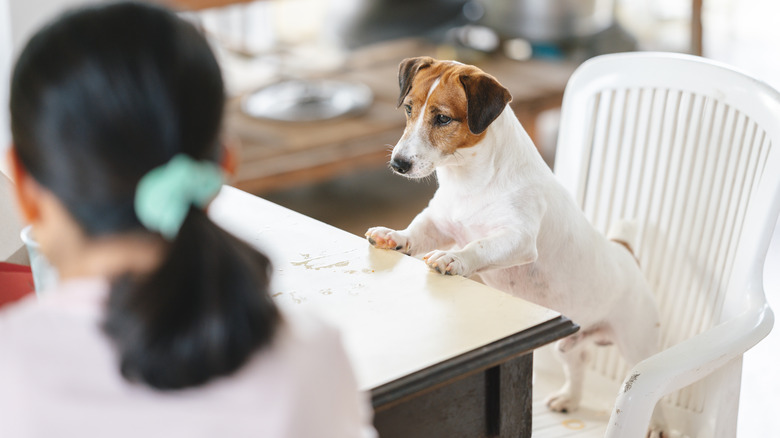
366,57 -> 662,428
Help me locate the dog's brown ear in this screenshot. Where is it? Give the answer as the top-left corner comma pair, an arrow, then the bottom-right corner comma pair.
397,57 -> 435,107
459,73 -> 512,135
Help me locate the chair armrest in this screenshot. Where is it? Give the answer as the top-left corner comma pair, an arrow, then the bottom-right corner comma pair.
604,303 -> 774,437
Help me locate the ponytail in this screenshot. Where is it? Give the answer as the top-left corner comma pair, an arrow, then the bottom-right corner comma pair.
103,208 -> 280,390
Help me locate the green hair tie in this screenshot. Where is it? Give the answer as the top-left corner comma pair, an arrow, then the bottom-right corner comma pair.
135,154 -> 224,240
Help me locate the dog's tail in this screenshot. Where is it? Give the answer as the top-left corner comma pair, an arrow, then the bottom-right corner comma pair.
607,219 -> 639,263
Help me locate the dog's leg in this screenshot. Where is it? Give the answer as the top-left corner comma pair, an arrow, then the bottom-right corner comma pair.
366,209 -> 453,256
423,198 -> 544,276
545,333 -> 591,413
424,227 -> 540,277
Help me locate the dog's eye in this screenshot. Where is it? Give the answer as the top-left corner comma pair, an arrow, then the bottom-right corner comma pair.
404,104 -> 412,116
435,114 -> 452,125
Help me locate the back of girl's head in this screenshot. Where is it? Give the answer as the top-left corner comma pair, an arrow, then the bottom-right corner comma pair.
11,1 -> 224,234
10,1 -> 280,390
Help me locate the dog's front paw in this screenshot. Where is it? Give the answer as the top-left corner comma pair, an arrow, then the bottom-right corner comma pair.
423,250 -> 472,277
365,227 -> 410,253
544,390 -> 580,414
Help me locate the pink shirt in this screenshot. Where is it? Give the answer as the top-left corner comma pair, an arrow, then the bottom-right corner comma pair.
0,278 -> 377,438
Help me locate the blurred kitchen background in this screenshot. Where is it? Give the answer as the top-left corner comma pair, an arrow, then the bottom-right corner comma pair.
1,0 -> 778,435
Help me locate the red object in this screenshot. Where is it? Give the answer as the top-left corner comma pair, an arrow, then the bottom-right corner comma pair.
0,262 -> 35,308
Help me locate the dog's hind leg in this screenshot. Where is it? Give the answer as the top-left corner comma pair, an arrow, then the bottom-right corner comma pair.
545,332 -> 591,413
545,324 -> 615,413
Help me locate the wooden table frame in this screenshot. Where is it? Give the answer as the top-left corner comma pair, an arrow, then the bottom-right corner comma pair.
373,318 -> 576,437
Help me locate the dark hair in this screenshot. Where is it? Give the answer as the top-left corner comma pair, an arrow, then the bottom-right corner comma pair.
10,1 -> 280,390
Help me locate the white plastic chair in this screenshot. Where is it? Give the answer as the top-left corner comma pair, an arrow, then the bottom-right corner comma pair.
532,52 -> 779,437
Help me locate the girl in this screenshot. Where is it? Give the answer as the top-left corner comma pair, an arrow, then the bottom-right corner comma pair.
0,2 -> 375,437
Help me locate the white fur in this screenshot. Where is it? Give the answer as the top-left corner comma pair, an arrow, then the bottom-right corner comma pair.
368,103 -> 662,422
391,77 -> 442,179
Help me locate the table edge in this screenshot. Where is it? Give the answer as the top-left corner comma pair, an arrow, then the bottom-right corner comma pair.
370,315 -> 579,409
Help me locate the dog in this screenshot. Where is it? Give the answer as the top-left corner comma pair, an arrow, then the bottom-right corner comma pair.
365,57 -> 662,430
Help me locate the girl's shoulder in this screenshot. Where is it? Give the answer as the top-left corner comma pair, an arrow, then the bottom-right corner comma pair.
0,277 -> 108,332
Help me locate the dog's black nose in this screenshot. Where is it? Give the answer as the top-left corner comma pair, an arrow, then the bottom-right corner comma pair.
390,158 -> 412,174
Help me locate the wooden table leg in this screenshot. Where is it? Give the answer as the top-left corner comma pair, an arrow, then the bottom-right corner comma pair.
373,353 -> 534,437
486,353 -> 533,437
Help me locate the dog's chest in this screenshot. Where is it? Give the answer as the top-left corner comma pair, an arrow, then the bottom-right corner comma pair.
439,219 -> 480,247
432,199 -> 505,247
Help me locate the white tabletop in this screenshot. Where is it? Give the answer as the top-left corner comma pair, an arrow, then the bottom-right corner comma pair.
209,186 -> 562,392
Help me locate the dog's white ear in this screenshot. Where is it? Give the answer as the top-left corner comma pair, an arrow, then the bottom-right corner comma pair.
397,57 -> 435,107
459,73 -> 512,135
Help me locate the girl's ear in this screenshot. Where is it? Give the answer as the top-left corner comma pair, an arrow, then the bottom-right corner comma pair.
220,136 -> 240,180
8,146 -> 42,223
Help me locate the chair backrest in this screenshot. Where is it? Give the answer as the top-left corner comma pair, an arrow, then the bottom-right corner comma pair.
553,52 -> 780,431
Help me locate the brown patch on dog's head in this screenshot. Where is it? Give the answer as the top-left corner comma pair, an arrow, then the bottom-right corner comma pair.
396,57 -> 512,155
397,56 -> 435,107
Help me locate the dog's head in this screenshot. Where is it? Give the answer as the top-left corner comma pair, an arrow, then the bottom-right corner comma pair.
389,57 -> 512,178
